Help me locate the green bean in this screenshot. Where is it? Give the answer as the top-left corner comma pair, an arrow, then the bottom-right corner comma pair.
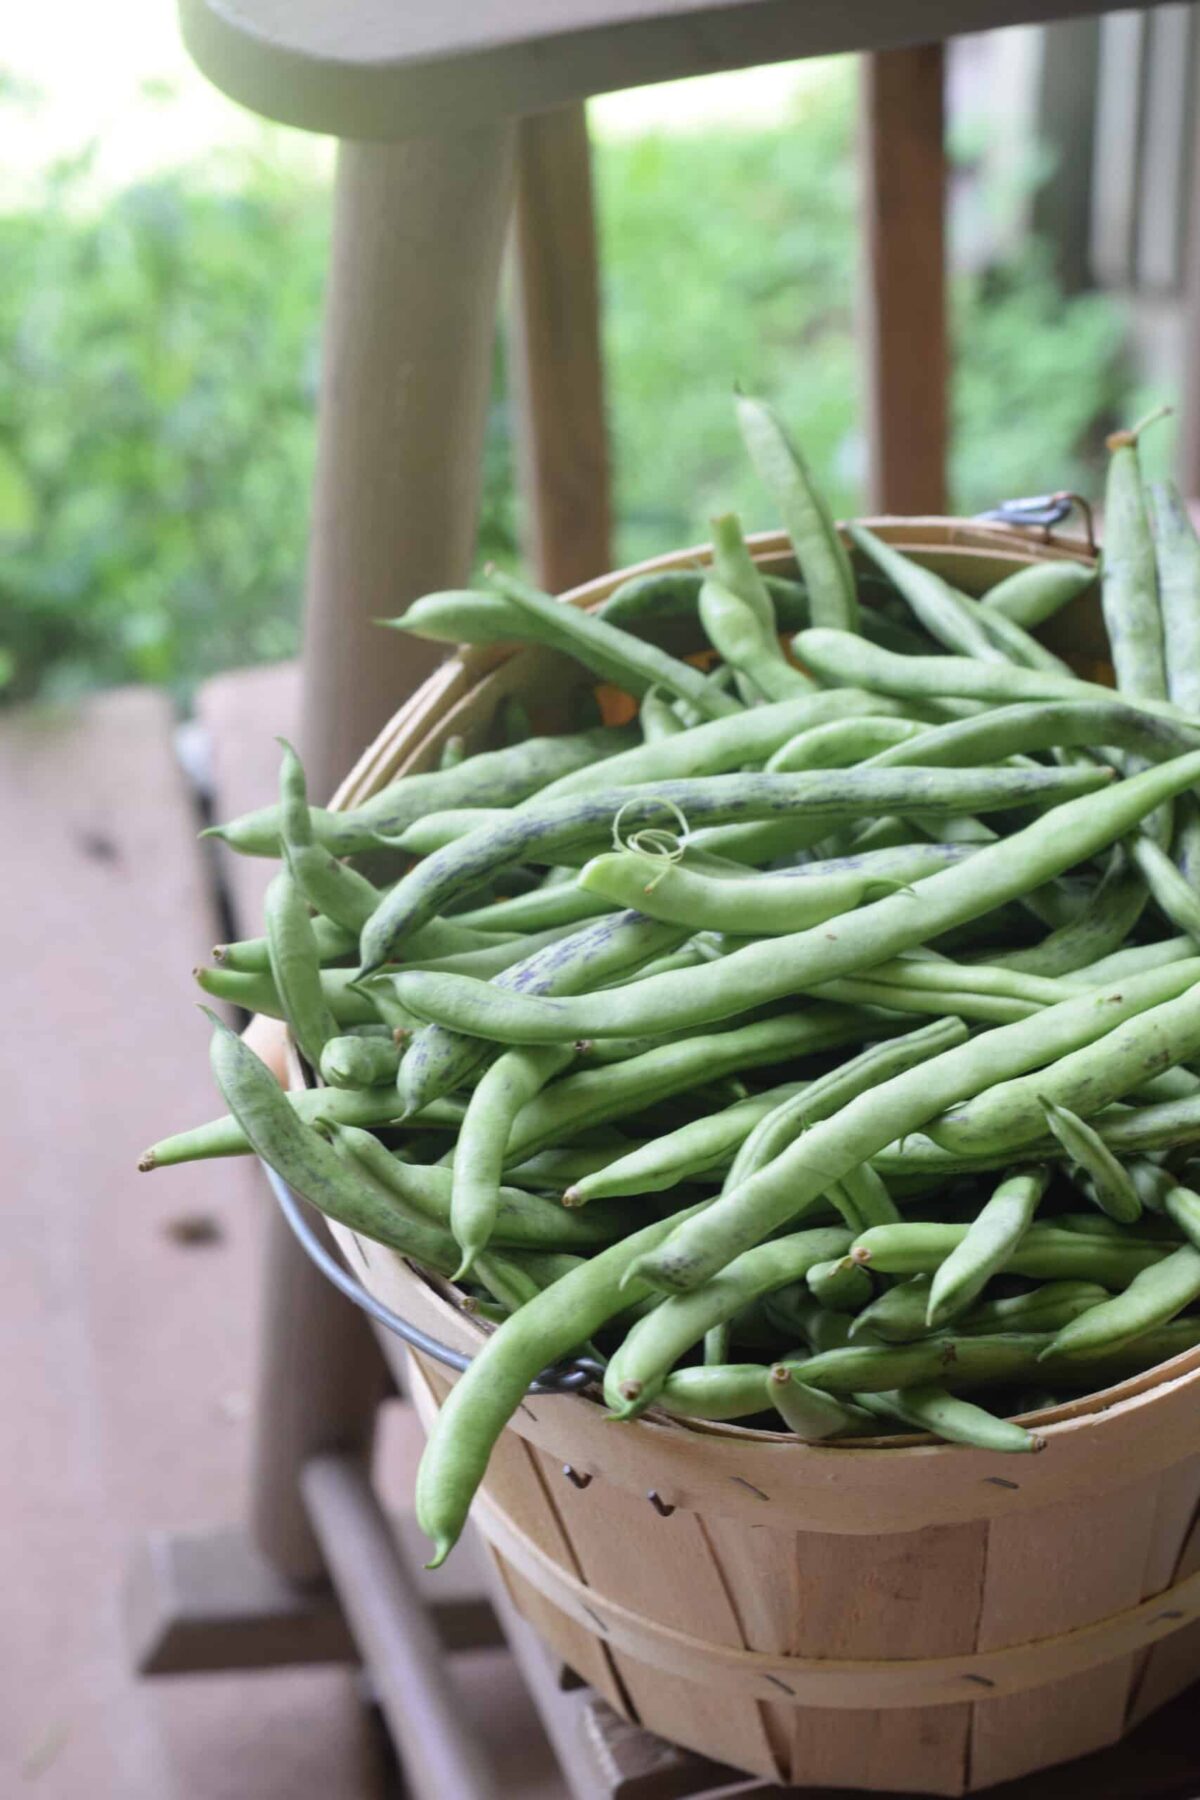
138,1083 -> 462,1170
600,566 -> 810,635
1041,1098 -> 1142,1222
852,1221 -> 1169,1286
874,1091 -> 1200,1180
863,697 -> 1200,772
388,808 -> 510,854
959,1282 -> 1111,1337
631,962 -> 1200,1293
563,1080 -> 803,1203
848,526 -> 1006,663
214,913 -> 361,972
767,1365 -> 876,1438
451,1045 -> 575,1276
837,1161 -> 902,1229
396,909 -> 688,1118
390,589 -> 553,647
700,573 -> 813,701
724,1018 -> 967,1197
796,1333 -> 1048,1395
318,1033 -> 402,1089
487,568 -> 741,718
655,1362 -> 782,1421
1068,934 -> 1196,987
1042,1242 -> 1200,1360
532,691 -> 934,807
640,686 -> 686,741
326,1123 -> 637,1256
207,728 -> 635,857
217,912 -> 517,975
1148,480 -> 1200,711
415,1198 -> 710,1564
708,512 -> 783,631
1156,1174 -> 1200,1253
1102,417 -> 1170,704
849,1276 -> 934,1342
1130,835 -> 1200,943
1174,795 -> 1200,901
819,956 -> 1073,1009
576,842 -> 975,937
736,394 -> 858,629
806,1254 -> 874,1312
507,1006 -> 888,1170
452,884 -> 612,936
929,969 -> 1200,1156
378,921 -> 584,981
767,717 -> 927,770
926,1168 -> 1051,1328
855,1385 -> 1039,1453
1052,1210 -> 1181,1240
507,1142 -> 634,1191
277,740 -> 383,932
604,1226 -> 851,1418
793,628 -> 1197,730
997,847 -> 1147,977
365,763 -> 1107,972
195,963 -> 411,1031
202,1011 -> 534,1310
386,751 -> 1200,1050
812,978 -> 1037,1025
264,865 -> 338,1069
968,600 -> 1072,677
1043,1316 -> 1200,1381
982,558 -> 1096,629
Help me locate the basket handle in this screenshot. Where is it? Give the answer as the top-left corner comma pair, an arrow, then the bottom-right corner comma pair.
263,1161 -> 603,1397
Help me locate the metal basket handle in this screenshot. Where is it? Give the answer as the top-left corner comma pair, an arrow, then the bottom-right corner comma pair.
263,1161 -> 603,1396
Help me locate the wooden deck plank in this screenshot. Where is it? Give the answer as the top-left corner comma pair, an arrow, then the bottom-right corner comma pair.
0,687 -> 383,1800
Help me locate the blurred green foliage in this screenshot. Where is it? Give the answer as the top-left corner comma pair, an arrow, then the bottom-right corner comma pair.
0,66 -> 1132,704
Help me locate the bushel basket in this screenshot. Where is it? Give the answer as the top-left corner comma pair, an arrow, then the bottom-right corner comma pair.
298,521 -> 1200,1794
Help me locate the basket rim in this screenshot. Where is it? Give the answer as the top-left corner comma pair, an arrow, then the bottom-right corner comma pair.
320,516 -> 1200,1470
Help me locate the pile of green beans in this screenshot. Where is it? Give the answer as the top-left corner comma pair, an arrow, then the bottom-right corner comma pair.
147,394 -> 1200,1570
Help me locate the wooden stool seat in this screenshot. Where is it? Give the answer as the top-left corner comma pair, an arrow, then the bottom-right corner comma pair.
178,0 -> 1116,140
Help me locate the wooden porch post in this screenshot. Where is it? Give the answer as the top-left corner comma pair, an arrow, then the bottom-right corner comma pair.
253,127 -> 517,1577
507,104 -> 613,593
299,128 -> 517,801
860,44 -> 949,516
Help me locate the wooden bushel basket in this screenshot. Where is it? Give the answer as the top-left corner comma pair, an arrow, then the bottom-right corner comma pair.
311,522 -> 1200,1793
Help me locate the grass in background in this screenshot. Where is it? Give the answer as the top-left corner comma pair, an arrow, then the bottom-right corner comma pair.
0,64 -> 1132,704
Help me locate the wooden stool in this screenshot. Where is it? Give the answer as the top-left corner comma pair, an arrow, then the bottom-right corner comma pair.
127,5 -> 1191,1795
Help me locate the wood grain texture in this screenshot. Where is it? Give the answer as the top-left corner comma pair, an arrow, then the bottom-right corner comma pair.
1126,1457 -> 1200,1729
509,104 -> 612,593
180,0 -> 1157,142
860,43 -> 948,515
298,129 -> 515,801
967,1478 -> 1164,1789
543,1464 -> 782,1778
301,1455 -> 500,1800
5,690 -> 383,1797
786,1524 -> 984,1793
